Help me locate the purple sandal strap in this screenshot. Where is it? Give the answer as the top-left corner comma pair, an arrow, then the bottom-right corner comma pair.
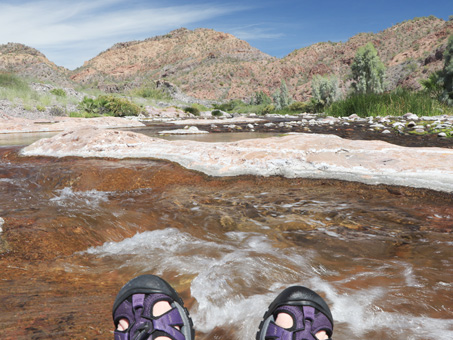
266,305 -> 333,340
114,293 -> 186,340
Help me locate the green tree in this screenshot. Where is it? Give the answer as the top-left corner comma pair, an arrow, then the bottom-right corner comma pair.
272,89 -> 282,110
251,91 -> 272,105
311,75 -> 342,107
440,35 -> 453,106
351,42 -> 386,94
279,80 -> 291,108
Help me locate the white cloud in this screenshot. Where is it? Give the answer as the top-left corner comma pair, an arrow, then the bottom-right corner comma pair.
0,0 -> 246,69
227,24 -> 284,41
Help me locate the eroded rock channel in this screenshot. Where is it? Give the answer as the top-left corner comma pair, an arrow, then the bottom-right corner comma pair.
1,138 -> 452,339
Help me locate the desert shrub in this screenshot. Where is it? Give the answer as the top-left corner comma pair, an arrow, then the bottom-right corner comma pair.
36,105 -> 46,112
251,91 -> 272,105
0,72 -> 28,90
49,106 -> 65,116
288,101 -> 309,112
212,109 -> 223,116
190,103 -> 209,112
78,95 -> 141,117
213,99 -> 244,112
0,72 -> 32,101
183,106 -> 200,116
50,88 -> 66,97
350,42 -> 386,94
420,71 -> 443,98
132,85 -> 171,101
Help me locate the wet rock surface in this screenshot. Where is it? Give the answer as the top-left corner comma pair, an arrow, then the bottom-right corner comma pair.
0,149 -> 452,339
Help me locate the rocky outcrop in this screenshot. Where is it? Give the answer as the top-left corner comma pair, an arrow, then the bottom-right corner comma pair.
0,43 -> 71,85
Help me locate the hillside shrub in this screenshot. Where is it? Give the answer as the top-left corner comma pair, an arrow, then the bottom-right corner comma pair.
350,42 -> 386,94
213,99 -> 245,112
212,109 -> 223,116
132,85 -> 171,101
251,91 -> 272,105
50,88 -> 66,97
0,72 -> 32,101
0,72 -> 29,90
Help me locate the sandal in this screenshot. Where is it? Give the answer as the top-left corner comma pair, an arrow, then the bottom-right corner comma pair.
112,274 -> 195,340
256,286 -> 334,340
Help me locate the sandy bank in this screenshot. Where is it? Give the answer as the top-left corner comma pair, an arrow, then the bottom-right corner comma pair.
21,127 -> 453,193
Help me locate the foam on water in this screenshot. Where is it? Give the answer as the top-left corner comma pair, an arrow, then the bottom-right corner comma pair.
50,187 -> 110,208
84,228 -> 453,339
310,277 -> 453,339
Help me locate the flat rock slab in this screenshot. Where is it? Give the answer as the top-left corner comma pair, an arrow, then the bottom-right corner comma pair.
21,127 -> 453,193
0,113 -> 145,133
158,126 -> 209,135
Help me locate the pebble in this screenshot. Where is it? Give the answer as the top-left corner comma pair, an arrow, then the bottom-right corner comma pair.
382,130 -> 391,134
415,128 -> 425,133
403,112 -> 419,120
438,132 -> 447,138
0,217 -> 4,233
247,124 -> 254,129
407,121 -> 416,128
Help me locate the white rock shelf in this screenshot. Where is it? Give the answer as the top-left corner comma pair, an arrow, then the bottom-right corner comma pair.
158,126 -> 209,135
21,127 -> 453,193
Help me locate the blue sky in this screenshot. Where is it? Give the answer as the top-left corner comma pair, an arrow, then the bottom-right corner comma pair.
0,0 -> 451,70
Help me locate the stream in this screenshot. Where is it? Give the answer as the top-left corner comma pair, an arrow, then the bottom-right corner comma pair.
0,132 -> 452,339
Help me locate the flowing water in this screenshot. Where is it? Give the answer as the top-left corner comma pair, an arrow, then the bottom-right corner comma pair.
0,135 -> 452,339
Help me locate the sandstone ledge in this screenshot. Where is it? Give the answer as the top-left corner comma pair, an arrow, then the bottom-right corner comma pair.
21,127 -> 453,193
0,113 -> 145,133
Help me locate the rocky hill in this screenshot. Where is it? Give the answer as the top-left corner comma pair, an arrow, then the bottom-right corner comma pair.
70,28 -> 274,98
0,43 -> 71,85
2,16 -> 453,102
